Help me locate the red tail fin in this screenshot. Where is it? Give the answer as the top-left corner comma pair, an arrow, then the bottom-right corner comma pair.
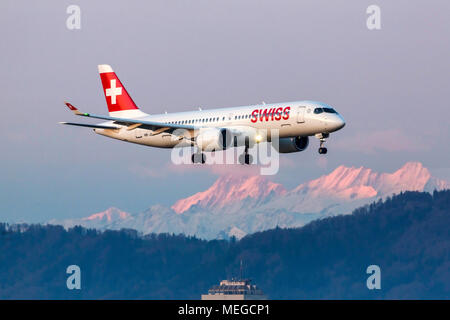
98,65 -> 139,114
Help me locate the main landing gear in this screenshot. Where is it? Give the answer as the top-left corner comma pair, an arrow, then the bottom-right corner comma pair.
192,137 -> 254,165
238,149 -> 253,165
238,137 -> 253,165
191,152 -> 206,164
316,133 -> 329,154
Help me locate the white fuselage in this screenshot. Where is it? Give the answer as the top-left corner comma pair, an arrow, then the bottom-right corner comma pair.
94,100 -> 345,149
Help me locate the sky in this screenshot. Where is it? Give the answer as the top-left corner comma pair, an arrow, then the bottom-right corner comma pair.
0,0 -> 449,222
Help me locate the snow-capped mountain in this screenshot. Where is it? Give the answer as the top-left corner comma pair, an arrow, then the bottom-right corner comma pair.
48,207 -> 130,230
266,161 -> 449,216
173,161 -> 448,217
49,162 -> 449,239
172,175 -> 286,214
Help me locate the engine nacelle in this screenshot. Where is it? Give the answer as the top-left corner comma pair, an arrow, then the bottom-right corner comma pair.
275,136 -> 309,153
196,128 -> 231,151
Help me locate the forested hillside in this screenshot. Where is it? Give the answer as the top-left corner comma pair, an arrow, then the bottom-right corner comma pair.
0,190 -> 448,299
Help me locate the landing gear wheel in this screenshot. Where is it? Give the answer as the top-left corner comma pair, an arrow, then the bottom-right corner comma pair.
316,133 -> 329,155
191,153 -> 206,164
239,137 -> 253,165
239,153 -> 253,165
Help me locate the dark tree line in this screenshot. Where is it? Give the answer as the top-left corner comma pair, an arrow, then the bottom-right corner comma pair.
0,190 -> 449,299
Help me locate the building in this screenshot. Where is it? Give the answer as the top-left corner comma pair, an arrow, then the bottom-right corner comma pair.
201,278 -> 267,300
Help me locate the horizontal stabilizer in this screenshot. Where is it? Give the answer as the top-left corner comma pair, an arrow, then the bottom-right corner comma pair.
64,101 -> 83,115
59,122 -> 119,129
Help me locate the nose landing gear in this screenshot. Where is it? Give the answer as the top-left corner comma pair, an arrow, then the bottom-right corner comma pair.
315,133 -> 329,155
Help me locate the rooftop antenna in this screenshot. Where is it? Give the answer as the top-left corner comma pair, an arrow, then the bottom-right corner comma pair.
239,259 -> 243,280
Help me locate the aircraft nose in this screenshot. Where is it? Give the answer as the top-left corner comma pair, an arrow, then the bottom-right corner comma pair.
330,115 -> 345,131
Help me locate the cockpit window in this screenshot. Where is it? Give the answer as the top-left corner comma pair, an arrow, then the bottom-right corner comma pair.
323,108 -> 337,113
314,107 -> 337,114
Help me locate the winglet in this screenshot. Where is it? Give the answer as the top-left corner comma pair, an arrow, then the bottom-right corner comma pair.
64,101 -> 83,115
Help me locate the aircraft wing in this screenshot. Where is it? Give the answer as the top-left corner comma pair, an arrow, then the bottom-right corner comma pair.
62,102 -> 196,131
59,122 -> 120,129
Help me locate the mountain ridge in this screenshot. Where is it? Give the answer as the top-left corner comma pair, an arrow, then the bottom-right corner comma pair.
49,162 -> 449,239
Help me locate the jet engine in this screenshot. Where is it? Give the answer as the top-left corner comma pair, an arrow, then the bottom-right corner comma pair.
196,128 -> 231,151
275,136 -> 309,153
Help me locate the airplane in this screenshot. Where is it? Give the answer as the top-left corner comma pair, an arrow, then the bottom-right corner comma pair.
61,64 -> 345,164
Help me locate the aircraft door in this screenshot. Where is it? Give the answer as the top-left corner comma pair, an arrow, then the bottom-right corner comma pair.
297,106 -> 305,123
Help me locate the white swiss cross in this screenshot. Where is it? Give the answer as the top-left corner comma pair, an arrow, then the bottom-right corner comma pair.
105,79 -> 122,104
